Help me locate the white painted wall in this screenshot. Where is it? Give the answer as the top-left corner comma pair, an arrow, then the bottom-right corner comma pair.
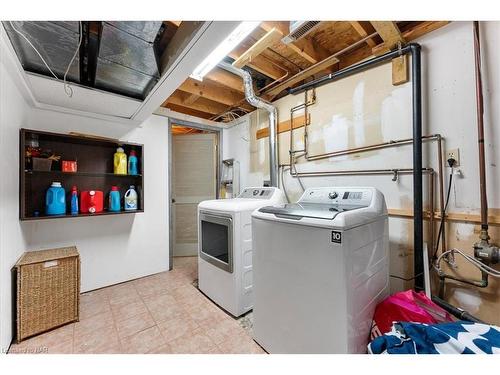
222,114 -> 266,191
0,65 -> 170,352
0,50 -> 30,354
224,22 -> 500,322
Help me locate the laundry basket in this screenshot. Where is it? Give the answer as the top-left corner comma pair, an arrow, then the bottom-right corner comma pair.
15,246 -> 80,342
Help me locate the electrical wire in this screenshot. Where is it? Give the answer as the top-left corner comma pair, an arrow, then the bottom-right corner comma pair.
9,21 -> 83,98
432,168 -> 454,260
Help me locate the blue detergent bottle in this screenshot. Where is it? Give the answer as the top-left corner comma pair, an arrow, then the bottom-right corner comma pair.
109,186 -> 121,212
46,182 -> 66,215
70,185 -> 79,215
128,150 -> 139,175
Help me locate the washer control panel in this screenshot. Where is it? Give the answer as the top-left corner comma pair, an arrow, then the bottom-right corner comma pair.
299,187 -> 373,207
238,187 -> 275,199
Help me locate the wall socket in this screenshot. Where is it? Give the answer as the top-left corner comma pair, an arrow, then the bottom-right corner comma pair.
446,148 -> 460,166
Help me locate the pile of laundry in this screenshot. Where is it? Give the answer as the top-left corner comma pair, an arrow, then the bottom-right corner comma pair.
368,290 -> 500,354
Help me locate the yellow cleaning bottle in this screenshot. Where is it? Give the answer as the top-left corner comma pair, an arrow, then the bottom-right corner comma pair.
114,147 -> 127,175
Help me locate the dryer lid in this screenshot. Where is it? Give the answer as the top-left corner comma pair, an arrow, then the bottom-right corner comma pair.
258,202 -> 364,220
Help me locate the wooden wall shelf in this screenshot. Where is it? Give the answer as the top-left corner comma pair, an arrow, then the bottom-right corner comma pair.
20,129 -> 144,221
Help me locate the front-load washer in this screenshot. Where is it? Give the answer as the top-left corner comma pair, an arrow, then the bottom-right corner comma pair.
252,187 -> 389,353
198,187 -> 286,317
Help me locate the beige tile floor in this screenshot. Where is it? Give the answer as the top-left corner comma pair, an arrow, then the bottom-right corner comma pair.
9,256 -> 264,354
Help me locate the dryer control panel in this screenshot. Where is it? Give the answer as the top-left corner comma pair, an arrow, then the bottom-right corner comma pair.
238,187 -> 277,199
299,187 -> 373,207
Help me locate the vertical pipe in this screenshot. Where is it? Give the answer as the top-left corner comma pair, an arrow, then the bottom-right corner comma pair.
219,61 -> 279,187
411,44 -> 424,290
473,21 -> 489,238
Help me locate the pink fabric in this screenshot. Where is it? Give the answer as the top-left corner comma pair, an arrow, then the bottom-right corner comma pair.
371,290 -> 454,338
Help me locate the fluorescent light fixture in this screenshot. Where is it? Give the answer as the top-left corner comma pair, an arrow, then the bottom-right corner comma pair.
190,21 -> 260,81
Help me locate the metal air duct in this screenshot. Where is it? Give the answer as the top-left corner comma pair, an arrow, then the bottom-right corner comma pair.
219,61 -> 279,187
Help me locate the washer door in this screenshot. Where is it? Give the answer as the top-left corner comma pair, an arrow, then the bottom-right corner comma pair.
199,212 -> 233,273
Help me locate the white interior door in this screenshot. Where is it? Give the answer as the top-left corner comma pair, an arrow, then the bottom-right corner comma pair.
173,132 -> 217,256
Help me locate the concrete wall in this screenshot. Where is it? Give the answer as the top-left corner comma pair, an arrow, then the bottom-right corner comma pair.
225,21 -> 500,323
0,61 -> 170,352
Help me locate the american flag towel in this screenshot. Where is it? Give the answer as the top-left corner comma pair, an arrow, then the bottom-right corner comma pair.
368,321 -> 500,354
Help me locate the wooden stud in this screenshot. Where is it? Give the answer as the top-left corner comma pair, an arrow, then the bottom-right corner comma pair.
392,54 -> 409,85
256,114 -> 310,140
233,28 -> 283,68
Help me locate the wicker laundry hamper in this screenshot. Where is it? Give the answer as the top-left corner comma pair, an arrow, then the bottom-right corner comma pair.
15,246 -> 80,342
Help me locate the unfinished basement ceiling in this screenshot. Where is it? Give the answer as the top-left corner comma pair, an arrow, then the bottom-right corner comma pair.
2,21 -> 179,100
162,21 -> 450,122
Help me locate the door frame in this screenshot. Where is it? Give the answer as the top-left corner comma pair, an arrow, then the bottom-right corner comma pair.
168,117 -> 223,269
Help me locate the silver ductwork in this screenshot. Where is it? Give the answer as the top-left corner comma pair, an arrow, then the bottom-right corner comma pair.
219,61 -> 278,187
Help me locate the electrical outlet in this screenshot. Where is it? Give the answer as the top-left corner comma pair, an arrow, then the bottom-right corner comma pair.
446,148 -> 460,167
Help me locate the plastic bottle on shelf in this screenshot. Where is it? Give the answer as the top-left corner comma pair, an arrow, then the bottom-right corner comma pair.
46,182 -> 66,215
128,150 -> 139,175
70,185 -> 79,215
114,147 -> 127,175
109,186 -> 121,212
124,185 -> 138,211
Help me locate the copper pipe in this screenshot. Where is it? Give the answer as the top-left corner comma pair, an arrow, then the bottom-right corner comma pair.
473,21 -> 489,238
306,135 -> 441,161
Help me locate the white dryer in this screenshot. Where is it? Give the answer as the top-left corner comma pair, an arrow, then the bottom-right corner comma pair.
198,187 -> 286,317
251,187 -> 389,353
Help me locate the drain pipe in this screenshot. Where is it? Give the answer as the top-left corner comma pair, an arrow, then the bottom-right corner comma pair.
219,62 -> 279,187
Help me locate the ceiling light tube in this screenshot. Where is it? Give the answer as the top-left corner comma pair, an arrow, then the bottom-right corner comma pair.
190,21 -> 260,81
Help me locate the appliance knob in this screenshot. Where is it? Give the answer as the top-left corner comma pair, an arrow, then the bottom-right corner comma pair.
329,191 -> 338,199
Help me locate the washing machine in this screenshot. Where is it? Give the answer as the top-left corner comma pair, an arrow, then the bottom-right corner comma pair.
251,187 -> 389,353
198,187 -> 286,317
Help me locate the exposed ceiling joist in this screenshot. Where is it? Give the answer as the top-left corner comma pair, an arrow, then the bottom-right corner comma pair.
204,68 -> 245,92
287,35 -> 332,64
228,46 -> 286,80
349,21 -> 377,48
260,21 -> 331,64
167,91 -> 232,115
163,103 -> 213,119
370,21 -> 405,54
179,78 -> 246,106
233,28 -> 283,68
265,53 -> 339,97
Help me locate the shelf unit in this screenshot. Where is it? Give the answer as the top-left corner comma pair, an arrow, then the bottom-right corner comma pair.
20,129 -> 144,221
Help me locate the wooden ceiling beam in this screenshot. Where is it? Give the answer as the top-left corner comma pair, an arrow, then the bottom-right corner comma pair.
264,53 -> 339,97
402,21 -> 450,41
260,22 -> 331,65
349,21 -> 377,48
370,21 -> 405,55
162,103 -> 213,119
166,92 -> 230,115
228,47 -> 286,80
204,67 -> 245,93
178,78 -> 246,106
233,28 -> 283,68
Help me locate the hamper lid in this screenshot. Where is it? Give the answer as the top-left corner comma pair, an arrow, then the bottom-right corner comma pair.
16,246 -> 79,266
